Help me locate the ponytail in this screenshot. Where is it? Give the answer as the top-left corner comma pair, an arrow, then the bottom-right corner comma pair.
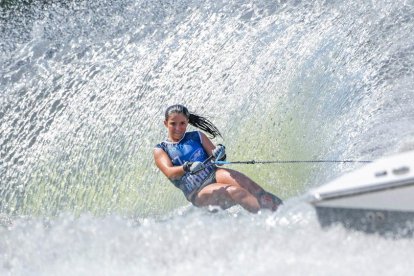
164,104 -> 222,139
188,113 -> 222,138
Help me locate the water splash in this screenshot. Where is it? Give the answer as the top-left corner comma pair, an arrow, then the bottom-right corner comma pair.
1,0 -> 414,219
2,1 -> 414,274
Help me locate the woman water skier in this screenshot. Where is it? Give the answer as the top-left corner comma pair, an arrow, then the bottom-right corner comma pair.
153,104 -> 283,213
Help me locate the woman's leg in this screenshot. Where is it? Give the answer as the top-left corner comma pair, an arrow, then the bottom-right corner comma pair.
215,168 -> 282,211
193,183 -> 261,213
215,168 -> 264,195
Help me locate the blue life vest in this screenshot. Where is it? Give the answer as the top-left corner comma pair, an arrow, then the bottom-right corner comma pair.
155,131 -> 216,200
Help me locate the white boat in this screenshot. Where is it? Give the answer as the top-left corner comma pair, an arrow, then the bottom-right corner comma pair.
309,150 -> 414,235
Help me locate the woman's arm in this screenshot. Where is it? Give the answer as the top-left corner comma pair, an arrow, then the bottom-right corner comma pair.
199,132 -> 217,156
153,148 -> 186,180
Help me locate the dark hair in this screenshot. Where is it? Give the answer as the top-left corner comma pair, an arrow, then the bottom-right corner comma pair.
164,104 -> 222,138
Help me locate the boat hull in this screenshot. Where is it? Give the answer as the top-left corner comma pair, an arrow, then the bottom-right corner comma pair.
315,206 -> 414,236
313,181 -> 414,212
309,150 -> 414,236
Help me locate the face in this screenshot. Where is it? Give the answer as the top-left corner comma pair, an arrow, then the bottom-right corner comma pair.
164,112 -> 189,142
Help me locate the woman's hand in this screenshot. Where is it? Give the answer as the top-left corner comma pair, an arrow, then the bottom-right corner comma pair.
212,144 -> 226,161
183,161 -> 206,174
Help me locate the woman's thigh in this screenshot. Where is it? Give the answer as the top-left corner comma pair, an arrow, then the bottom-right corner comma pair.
215,168 -> 263,195
193,183 -> 236,208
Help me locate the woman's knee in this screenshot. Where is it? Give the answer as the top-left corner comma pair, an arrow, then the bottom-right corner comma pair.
226,186 -> 251,201
227,186 -> 261,213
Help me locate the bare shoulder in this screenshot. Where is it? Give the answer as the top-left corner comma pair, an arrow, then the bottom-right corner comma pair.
199,131 -> 213,145
153,147 -> 167,160
153,147 -> 174,170
199,131 -> 216,154
198,131 -> 208,139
